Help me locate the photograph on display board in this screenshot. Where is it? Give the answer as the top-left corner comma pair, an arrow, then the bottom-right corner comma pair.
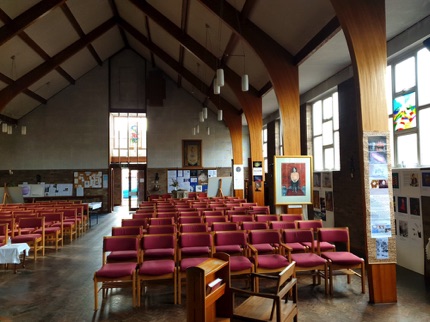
313,190 -> 320,209
392,172 -> 399,189
313,173 -> 321,188
376,238 -> 389,259
409,197 -> 420,216
322,172 -> 332,188
422,172 -> 430,187
397,196 -> 408,214
399,219 -> 408,237
410,221 -> 422,240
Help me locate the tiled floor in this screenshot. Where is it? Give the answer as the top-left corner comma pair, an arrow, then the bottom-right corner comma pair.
1,206 -> 429,322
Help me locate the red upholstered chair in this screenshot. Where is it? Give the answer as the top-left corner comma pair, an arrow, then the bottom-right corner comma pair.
122,218 -> 148,231
0,223 -> 8,246
37,212 -> 63,250
148,217 -> 174,226
133,213 -> 153,221
248,206 -> 270,215
112,226 -> 144,236
11,217 -> 45,260
0,218 -> 16,237
202,210 -> 224,217
296,220 -> 336,252
211,222 -> 239,232
104,236 -> 141,264
280,214 -> 303,222
93,239 -> 138,310
178,216 -> 203,225
242,222 -> 268,232
138,234 -> 177,305
204,216 -> 227,230
147,224 -> 177,234
177,232 -> 213,304
270,221 -> 296,230
283,229 -> 329,294
318,227 -> 365,295
255,214 -> 279,223
179,223 -> 208,233
230,215 -> 255,225
247,230 -> 290,292
155,211 -> 178,222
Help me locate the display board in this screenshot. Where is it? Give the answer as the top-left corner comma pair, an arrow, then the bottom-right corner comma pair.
73,171 -> 103,188
167,169 -> 217,193
207,177 -> 233,197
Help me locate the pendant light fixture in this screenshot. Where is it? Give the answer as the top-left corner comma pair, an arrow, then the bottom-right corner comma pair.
217,109 -> 223,121
202,107 -> 208,119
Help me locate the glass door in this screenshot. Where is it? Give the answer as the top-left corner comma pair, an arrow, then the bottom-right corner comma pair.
122,167 -> 146,210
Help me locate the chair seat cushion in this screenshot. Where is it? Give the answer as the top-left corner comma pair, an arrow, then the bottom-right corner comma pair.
180,257 -> 208,272
11,234 -> 42,243
304,241 -> 335,251
95,262 -> 137,278
215,245 -> 242,254
107,250 -> 138,262
230,256 -> 253,272
181,246 -> 210,256
35,227 -> 59,234
253,243 -> 274,253
139,259 -> 175,275
144,248 -> 175,259
286,242 -> 307,252
291,253 -> 326,267
321,251 -> 364,266
255,254 -> 289,269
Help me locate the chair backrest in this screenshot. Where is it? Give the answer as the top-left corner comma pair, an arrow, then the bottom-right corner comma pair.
0,218 -> 15,237
179,232 -> 213,248
240,202 -> 257,208
318,227 -> 350,251
270,221 -> 296,230
255,215 -> 278,222
18,217 -> 44,229
282,229 -> 314,250
230,215 -> 255,223
133,213 -> 153,220
179,223 -> 208,233
178,210 -> 200,217
214,230 -> 247,247
0,223 -> 8,240
147,224 -> 177,234
248,229 -> 281,245
226,210 -> 248,217
103,235 -> 140,264
41,212 -> 64,224
211,222 -> 239,231
204,216 -> 227,225
296,219 -> 323,230
248,206 -> 270,214
112,226 -> 144,236
178,216 -> 203,224
141,233 -> 176,250
242,222 -> 268,231
280,214 -> 304,222
202,210 -> 224,217
122,218 -> 148,228
149,217 -> 174,225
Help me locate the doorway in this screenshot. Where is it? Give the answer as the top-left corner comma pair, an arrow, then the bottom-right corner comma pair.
121,166 -> 146,210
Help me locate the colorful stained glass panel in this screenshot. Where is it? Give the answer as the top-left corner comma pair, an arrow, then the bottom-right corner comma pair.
393,92 -> 416,131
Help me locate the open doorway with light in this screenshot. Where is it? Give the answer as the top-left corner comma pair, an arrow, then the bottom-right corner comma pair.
109,113 -> 147,210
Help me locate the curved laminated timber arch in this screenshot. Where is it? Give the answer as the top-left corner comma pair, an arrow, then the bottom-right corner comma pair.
331,0 -> 397,303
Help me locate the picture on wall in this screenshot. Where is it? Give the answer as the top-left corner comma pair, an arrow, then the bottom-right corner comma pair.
182,140 -> 202,168
409,197 -> 420,216
274,156 -> 313,205
313,190 -> 320,208
392,172 -> 399,189
397,196 -> 408,214
313,173 -> 321,188
325,191 -> 334,211
322,172 -> 332,188
399,219 -> 408,237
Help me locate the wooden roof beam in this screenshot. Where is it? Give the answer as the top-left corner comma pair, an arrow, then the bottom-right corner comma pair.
0,72 -> 46,105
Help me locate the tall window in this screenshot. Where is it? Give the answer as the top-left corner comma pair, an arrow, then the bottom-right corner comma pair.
311,92 -> 340,171
263,127 -> 268,173
388,47 -> 430,167
110,113 -> 147,163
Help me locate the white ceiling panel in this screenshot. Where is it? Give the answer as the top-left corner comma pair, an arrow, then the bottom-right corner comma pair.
148,21 -> 181,61
28,70 -> 69,99
183,50 -> 213,87
0,36 -> 45,79
2,93 -> 40,119
24,7 -> 80,57
60,48 -> 98,80
91,26 -> 123,61
67,0 -> 113,34
147,0 -> 182,28
116,0 -> 147,37
0,0 -> 40,19
127,35 -> 152,61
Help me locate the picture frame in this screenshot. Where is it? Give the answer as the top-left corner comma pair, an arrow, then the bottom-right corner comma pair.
182,140 -> 202,168
274,155 -> 313,205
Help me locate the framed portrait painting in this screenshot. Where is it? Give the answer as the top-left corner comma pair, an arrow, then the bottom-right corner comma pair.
274,155 -> 313,205
183,140 -> 202,168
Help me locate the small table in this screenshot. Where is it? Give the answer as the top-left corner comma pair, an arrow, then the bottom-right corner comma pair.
0,243 -> 31,273
89,202 -> 102,227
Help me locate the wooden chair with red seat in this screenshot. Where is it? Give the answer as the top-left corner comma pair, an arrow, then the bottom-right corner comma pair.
242,222 -> 269,232
179,223 -> 208,233
318,227 -> 365,295
93,236 -> 139,310
296,219 -> 336,253
283,229 -> 329,294
138,233 -> 177,305
247,229 -> 290,292
280,214 -> 303,222
177,232 -> 213,304
248,206 -> 270,215
211,222 -> 239,232
37,212 -> 63,250
270,221 -> 296,230
147,224 -> 177,234
104,235 -> 141,264
11,217 -> 45,260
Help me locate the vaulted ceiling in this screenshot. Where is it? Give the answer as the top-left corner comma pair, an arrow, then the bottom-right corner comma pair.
0,0 -> 429,126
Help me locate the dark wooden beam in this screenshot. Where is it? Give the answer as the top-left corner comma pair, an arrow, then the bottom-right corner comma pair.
258,81 -> 273,97
129,0 -> 259,96
177,0 -> 190,89
0,72 -> 47,104
144,16 -> 155,67
294,17 -> 341,65
61,3 -> 103,66
109,0 -> 128,47
0,0 -> 66,46
0,18 -> 116,111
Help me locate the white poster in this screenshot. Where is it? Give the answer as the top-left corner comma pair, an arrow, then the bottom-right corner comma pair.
233,164 -> 244,190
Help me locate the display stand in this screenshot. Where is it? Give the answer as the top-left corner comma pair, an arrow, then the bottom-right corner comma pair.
2,184 -> 12,205
186,252 -> 232,322
216,179 -> 224,198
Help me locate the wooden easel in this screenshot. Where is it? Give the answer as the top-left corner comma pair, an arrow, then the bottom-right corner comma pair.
216,179 -> 224,198
2,183 -> 12,205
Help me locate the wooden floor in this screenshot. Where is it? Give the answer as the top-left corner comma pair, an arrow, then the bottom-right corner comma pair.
1,206 -> 430,322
